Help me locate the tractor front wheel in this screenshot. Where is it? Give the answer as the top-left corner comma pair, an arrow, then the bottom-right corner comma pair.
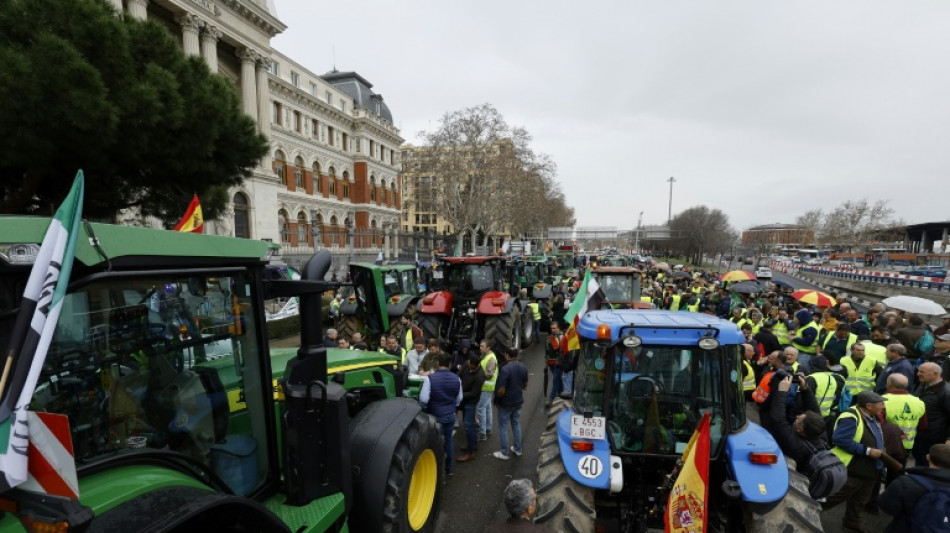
484,308 -> 521,353
742,466 -> 823,533
381,411 -> 444,533
535,398 -> 596,532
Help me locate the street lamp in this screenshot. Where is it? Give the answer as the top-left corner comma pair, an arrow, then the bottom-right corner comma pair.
667,177 -> 676,225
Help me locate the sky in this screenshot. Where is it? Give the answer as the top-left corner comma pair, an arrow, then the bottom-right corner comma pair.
270,1 -> 949,232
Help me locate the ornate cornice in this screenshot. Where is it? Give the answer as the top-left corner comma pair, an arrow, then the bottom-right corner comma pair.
217,0 -> 286,37
268,79 -> 354,127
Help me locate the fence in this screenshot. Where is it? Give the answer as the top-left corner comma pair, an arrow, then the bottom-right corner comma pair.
773,262 -> 950,293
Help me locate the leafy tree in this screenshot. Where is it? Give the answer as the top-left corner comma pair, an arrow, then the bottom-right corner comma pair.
0,0 -> 267,222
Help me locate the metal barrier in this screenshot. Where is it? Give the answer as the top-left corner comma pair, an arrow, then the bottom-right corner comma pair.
774,262 -> 949,292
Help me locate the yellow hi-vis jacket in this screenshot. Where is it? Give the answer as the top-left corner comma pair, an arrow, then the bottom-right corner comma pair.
883,393 -> 926,450
742,360 -> 756,391
809,371 -> 841,417
481,352 -> 498,392
792,322 -> 821,355
840,355 -> 877,395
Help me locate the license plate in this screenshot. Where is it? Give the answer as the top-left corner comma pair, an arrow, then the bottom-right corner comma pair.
570,415 -> 606,440
432,271 -> 443,279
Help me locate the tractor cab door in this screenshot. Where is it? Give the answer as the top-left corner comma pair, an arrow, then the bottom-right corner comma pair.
349,264 -> 388,333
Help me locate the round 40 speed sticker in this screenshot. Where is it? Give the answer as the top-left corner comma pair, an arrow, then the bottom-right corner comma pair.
577,454 -> 603,479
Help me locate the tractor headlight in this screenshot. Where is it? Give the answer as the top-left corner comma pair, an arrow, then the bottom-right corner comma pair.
621,334 -> 642,348
0,243 -> 41,265
698,337 -> 720,350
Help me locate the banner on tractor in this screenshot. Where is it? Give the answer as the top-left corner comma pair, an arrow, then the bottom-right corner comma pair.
665,411 -> 711,533
563,269 -> 603,351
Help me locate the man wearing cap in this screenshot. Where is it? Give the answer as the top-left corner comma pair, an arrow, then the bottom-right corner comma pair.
876,343 -> 915,395
824,390 -> 886,532
912,362 -> 950,467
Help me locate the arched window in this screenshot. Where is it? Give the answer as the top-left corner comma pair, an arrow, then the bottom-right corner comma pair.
370,176 -> 377,201
328,166 -> 337,195
390,182 -> 397,206
278,209 -> 290,242
297,211 -> 307,243
371,219 -> 379,246
294,156 -> 304,188
312,162 -> 322,193
342,171 -> 350,198
233,192 -> 250,238
274,150 -> 286,184
316,213 -> 327,246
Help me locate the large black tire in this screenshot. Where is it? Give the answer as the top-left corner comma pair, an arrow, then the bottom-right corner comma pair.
534,398 -> 596,533
484,308 -> 522,353
417,313 -> 444,344
742,466 -> 823,533
521,308 -> 535,348
338,314 -> 363,342
388,303 -> 420,336
381,411 -> 445,533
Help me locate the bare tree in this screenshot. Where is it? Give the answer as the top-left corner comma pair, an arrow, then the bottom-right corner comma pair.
821,199 -> 899,253
669,206 -> 736,265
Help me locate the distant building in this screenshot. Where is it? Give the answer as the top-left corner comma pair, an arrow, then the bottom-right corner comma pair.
741,224 -> 813,249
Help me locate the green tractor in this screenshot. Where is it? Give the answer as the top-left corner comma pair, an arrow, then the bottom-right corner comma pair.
0,218 -> 443,532
337,262 -> 425,346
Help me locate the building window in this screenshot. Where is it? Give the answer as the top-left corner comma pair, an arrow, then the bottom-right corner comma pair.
341,101 -> 346,113
278,209 -> 289,243
370,177 -> 377,201
313,162 -> 322,193
297,212 -> 307,243
274,150 -> 286,184
310,82 -> 317,96
342,184 -> 349,199
294,156 -> 304,188
269,62 -> 279,76
353,137 -> 360,153
311,119 -> 319,138
327,126 -> 335,147
233,192 -> 250,238
291,71 -> 299,87
328,167 -> 336,195
293,111 -> 301,133
325,91 -> 332,105
342,133 -> 348,152
271,102 -> 282,125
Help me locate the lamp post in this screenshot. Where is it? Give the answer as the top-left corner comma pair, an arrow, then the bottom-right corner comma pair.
667,177 -> 676,225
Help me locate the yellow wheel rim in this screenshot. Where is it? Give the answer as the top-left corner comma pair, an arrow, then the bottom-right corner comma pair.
407,448 -> 438,530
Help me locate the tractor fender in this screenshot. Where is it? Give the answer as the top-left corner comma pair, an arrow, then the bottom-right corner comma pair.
552,408 -> 611,490
87,485 -> 295,532
531,283 -> 553,300
477,291 -> 516,315
386,294 -> 418,318
349,397 -> 425,531
419,290 -> 452,315
340,299 -> 358,315
724,422 -> 788,503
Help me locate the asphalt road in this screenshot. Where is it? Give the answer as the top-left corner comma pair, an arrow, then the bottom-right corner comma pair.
433,338 -> 549,533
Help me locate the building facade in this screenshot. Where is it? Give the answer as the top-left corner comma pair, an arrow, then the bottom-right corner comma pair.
113,0 -> 403,271
741,223 -> 814,249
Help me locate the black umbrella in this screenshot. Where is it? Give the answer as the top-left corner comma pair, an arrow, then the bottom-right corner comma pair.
671,271 -> 691,279
771,279 -> 794,289
729,281 -> 763,294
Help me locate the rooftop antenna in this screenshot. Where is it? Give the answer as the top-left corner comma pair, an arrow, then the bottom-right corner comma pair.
332,45 -> 336,72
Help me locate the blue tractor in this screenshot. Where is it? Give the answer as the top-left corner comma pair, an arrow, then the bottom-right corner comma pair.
536,310 -> 822,532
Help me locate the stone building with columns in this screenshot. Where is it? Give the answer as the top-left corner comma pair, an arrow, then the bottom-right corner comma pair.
108,0 -> 403,270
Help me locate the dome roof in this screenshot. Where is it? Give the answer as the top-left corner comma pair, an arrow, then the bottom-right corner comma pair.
321,70 -> 393,123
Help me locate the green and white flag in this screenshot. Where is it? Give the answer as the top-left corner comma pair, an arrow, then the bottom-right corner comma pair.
0,171 -> 84,493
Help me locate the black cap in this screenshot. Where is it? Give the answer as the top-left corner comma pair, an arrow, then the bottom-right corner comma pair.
854,391 -> 885,405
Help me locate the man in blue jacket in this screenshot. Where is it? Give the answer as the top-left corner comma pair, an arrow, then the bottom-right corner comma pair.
420,353 -> 462,475
493,346 -> 529,460
876,343 -> 915,395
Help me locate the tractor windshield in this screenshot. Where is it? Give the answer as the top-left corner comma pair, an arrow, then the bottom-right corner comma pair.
383,271 -> 401,299
445,264 -> 495,294
27,270 -> 269,496
574,341 -> 742,456
524,265 -> 542,285
598,275 -> 633,303
399,269 -> 419,294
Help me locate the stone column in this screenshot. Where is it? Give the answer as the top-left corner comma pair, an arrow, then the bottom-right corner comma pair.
200,25 -> 221,73
237,48 -> 259,120
384,225 -> 392,260
106,0 -> 123,14
256,57 -> 271,134
176,13 -> 202,57
127,0 -> 148,19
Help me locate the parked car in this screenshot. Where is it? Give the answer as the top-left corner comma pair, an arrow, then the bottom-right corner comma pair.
905,266 -> 948,278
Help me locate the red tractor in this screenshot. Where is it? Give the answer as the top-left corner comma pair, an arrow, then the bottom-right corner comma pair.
417,256 -> 535,353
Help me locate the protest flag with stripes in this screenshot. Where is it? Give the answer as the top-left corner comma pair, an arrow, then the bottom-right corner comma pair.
173,194 -> 203,233
0,171 -> 84,493
665,411 -> 711,533
563,269 -> 604,351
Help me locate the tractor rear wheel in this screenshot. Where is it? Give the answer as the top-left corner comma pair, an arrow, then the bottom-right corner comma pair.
338,314 -> 363,342
534,398 -> 596,533
742,465 -> 823,533
484,308 -> 521,353
521,308 -> 535,348
417,314 -> 444,345
381,411 -> 444,533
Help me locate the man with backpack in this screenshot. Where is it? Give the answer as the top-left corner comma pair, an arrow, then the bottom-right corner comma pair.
823,391 -> 886,532
878,443 -> 950,533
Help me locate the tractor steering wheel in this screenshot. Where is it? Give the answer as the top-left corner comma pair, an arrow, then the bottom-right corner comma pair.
626,376 -> 664,398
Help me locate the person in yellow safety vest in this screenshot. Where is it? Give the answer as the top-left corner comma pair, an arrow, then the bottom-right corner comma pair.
826,391 -> 885,532
379,334 -> 408,364
686,295 -> 701,312
329,293 -> 343,320
690,281 -> 703,296
664,287 -> 681,311
791,308 -> 821,365
640,289 -> 654,305
861,339 -> 888,367
816,323 -> 858,366
476,340 -> 498,441
838,342 -> 882,396
805,355 -> 845,418
741,344 -> 757,401
527,299 -> 542,339
738,311 -> 765,336
772,309 -> 793,346
398,314 -> 423,352
882,373 -> 925,484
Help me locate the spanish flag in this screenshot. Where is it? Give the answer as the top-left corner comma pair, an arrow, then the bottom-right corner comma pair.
173,194 -> 203,233
665,411 -> 710,533
563,269 -> 603,351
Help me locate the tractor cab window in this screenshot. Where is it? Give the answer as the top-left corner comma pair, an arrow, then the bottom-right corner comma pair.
598,275 -> 632,303
524,265 -> 541,285
447,264 -> 494,294
29,270 -> 268,496
399,269 -> 419,294
383,271 -> 401,299
582,342 -> 728,456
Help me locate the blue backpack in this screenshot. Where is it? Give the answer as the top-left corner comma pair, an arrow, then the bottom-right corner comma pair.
916,331 -> 936,359
909,474 -> 950,532
837,385 -> 853,412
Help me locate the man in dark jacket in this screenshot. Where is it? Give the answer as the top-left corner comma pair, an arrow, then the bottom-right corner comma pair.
879,443 -> 950,532
876,343 -> 915,395
419,353 -> 462,474
494,346 -> 529,460
769,375 -> 827,469
912,362 -> 950,467
451,338 -> 472,375
456,354 -> 485,463
753,320 -> 782,360
895,315 -> 929,358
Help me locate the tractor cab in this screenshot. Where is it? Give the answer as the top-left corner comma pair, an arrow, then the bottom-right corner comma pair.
591,267 -> 644,309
